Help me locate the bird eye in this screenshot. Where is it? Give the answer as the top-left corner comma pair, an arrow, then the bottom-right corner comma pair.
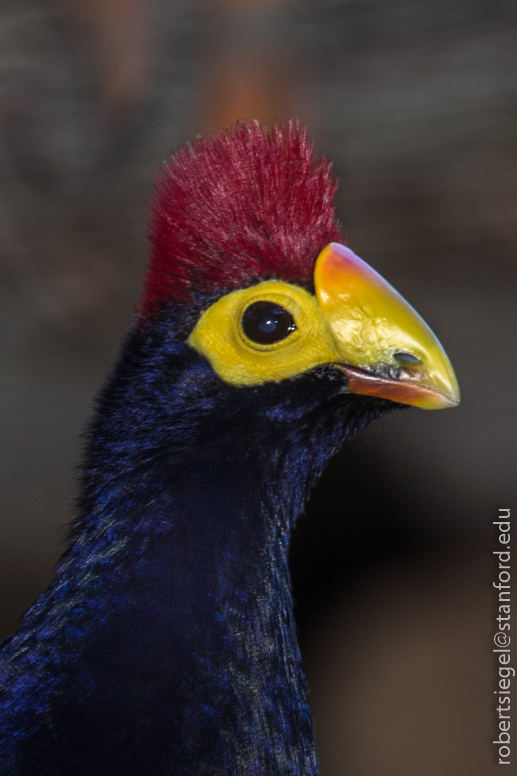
242,301 -> 296,345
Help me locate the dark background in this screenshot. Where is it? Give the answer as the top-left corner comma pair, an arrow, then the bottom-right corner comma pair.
1,1 -> 516,774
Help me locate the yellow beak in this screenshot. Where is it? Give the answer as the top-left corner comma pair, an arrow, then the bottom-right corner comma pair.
314,243 -> 460,410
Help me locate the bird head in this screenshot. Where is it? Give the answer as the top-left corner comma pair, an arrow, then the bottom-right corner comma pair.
141,121 -> 459,418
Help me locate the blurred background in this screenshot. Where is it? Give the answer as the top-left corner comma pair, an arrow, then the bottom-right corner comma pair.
0,0 -> 515,773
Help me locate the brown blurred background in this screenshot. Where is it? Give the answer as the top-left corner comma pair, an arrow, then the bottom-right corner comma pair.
0,1 -> 516,774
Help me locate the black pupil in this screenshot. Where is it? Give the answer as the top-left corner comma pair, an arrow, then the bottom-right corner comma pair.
242,301 -> 296,345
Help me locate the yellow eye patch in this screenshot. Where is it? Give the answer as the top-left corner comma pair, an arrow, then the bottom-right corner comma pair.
187,281 -> 341,386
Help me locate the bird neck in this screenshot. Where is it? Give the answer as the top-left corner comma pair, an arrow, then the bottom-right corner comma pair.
138,455 -> 319,775
3,330 -> 394,774
50,435 -> 321,775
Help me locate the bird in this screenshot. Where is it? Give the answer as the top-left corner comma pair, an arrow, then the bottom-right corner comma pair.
0,121 -> 459,775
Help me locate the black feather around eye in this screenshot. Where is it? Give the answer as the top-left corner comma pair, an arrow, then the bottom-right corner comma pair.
242,302 -> 297,345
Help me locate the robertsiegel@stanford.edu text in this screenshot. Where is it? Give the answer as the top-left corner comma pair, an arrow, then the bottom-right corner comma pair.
494,508 -> 512,766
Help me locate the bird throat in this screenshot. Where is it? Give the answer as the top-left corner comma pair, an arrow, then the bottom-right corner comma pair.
65,436 -> 322,775
150,463 -> 321,776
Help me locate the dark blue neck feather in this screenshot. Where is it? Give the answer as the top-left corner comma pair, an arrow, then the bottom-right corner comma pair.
0,318 -> 396,775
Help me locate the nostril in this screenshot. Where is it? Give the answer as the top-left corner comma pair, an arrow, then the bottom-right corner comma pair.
393,351 -> 422,366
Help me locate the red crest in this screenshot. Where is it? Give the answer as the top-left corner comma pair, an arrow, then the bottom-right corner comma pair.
141,121 -> 342,317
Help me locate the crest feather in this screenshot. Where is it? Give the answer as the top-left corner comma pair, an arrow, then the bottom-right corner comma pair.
141,120 -> 342,317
